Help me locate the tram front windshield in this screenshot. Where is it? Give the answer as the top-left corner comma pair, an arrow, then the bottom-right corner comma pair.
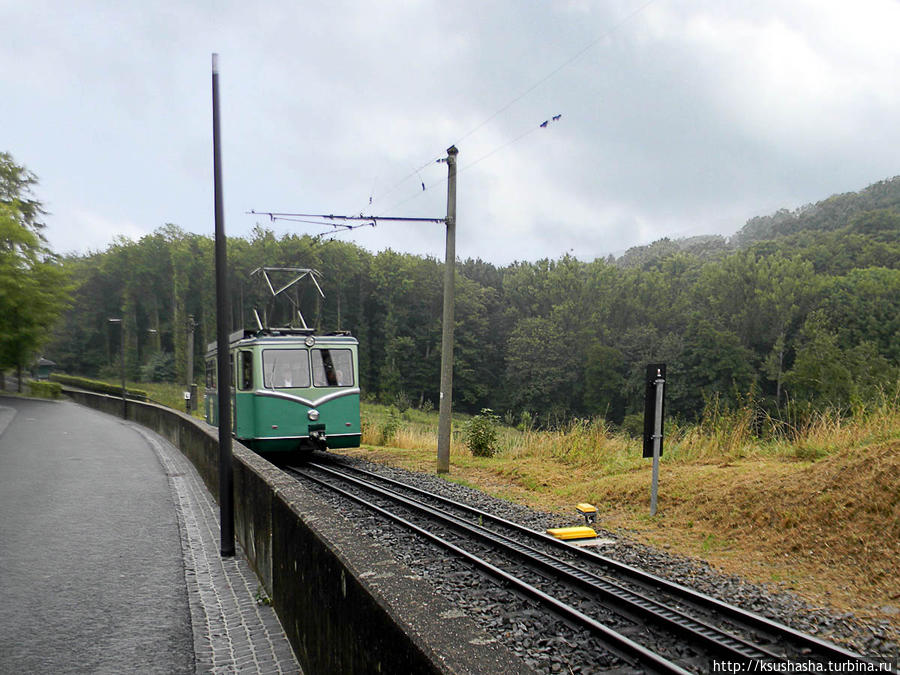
263,349 -> 311,389
312,349 -> 354,387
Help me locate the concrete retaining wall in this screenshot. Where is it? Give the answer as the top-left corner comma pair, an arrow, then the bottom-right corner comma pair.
64,390 -> 531,675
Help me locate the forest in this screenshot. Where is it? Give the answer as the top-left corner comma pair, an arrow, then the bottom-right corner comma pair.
37,173 -> 899,431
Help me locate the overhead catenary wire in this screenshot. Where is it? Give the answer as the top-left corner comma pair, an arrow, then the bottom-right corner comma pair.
378,115 -> 560,215
247,210 -> 447,241
448,0 -> 655,151
254,1 -> 658,234
252,112 -> 562,230
363,0 -> 657,215
249,210 -> 445,224
247,210 -> 382,242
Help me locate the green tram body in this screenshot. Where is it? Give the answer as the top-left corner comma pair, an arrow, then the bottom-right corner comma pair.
205,329 -> 361,453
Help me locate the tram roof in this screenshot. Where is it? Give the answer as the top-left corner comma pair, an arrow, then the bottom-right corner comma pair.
206,328 -> 357,355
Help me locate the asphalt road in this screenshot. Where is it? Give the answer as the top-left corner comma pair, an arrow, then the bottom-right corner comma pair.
0,396 -> 193,674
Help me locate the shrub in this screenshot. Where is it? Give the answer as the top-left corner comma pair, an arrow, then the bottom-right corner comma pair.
28,380 -> 62,399
140,352 -> 175,383
393,390 -> 411,413
465,408 -> 500,458
378,409 -> 401,446
50,373 -> 148,401
621,413 -> 644,438
517,410 -> 534,433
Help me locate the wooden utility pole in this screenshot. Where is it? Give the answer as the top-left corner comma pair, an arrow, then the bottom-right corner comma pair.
436,146 -> 458,474
248,147 -> 461,475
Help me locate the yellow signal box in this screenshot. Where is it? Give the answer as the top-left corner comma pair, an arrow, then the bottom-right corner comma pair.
576,502 -> 597,526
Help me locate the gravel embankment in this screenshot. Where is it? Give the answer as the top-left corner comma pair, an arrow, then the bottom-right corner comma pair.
306,452 -> 899,673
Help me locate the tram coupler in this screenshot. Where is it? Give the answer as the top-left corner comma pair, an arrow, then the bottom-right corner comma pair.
309,429 -> 327,451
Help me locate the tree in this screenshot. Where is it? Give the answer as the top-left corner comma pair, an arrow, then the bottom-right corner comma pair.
668,317 -> 756,419
785,311 -> 899,410
694,251 -> 818,406
503,316 -> 576,423
0,154 -> 70,387
582,342 -> 627,423
818,268 -> 900,364
0,151 -> 45,235
783,312 -> 853,409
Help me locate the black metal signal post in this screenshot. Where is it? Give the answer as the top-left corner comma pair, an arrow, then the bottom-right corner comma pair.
643,363 -> 666,516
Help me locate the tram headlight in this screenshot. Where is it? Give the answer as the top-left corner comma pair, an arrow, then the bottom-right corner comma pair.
304,336 -> 315,347
308,409 -> 320,421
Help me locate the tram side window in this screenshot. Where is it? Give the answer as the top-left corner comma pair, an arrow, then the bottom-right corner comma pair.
239,351 -> 253,390
311,349 -> 354,387
262,349 -> 310,389
206,359 -> 216,389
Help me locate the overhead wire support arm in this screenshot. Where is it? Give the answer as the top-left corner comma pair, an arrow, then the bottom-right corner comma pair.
248,210 -> 446,224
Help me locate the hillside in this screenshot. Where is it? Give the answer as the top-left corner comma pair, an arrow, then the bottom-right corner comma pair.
616,175 -> 900,268
733,176 -> 900,246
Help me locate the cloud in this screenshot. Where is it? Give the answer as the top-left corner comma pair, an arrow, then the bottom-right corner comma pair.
4,1 -> 900,263
49,210 -> 151,256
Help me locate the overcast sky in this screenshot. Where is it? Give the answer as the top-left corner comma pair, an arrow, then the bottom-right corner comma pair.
3,0 -> 899,265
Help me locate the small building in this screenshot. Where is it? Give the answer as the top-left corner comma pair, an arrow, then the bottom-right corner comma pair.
33,357 -> 56,380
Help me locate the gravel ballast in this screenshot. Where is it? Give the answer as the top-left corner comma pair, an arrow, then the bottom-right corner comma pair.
294,451 -> 899,673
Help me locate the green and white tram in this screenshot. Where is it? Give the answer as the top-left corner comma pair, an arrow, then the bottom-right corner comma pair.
205,328 -> 361,453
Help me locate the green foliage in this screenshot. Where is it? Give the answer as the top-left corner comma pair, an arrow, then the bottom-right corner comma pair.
783,312 -> 898,411
392,390 -> 411,413
583,343 -> 627,422
732,178 -> 900,246
464,408 -> 500,457
140,351 -> 175,383
518,410 -> 534,433
40,173 -> 900,435
51,373 -> 148,400
27,380 -> 62,399
0,151 -> 45,231
503,316 -> 573,417
254,585 -> 272,606
378,408 -> 401,446
668,316 -> 756,417
0,154 -> 71,375
621,413 -> 644,439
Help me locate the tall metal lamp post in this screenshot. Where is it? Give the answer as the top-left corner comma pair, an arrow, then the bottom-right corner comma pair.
108,318 -> 126,418
212,53 -> 235,557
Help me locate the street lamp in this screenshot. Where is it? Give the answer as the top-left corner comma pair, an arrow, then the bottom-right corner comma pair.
108,318 -> 126,418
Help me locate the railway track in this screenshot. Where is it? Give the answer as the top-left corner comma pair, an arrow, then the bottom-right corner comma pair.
288,459 -> 877,674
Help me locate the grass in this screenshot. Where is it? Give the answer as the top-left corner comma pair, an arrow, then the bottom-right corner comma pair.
63,377 -> 207,419
343,395 -> 900,631
138,381 -> 205,418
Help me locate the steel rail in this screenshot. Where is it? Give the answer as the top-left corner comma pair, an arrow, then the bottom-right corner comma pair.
323,461 -> 870,666
305,462 -> 786,666
289,466 -> 690,675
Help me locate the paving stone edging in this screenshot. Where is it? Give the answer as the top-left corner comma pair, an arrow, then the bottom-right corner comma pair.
133,424 -> 299,674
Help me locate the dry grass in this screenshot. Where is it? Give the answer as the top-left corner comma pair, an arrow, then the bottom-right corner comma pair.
344,397 -> 900,628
